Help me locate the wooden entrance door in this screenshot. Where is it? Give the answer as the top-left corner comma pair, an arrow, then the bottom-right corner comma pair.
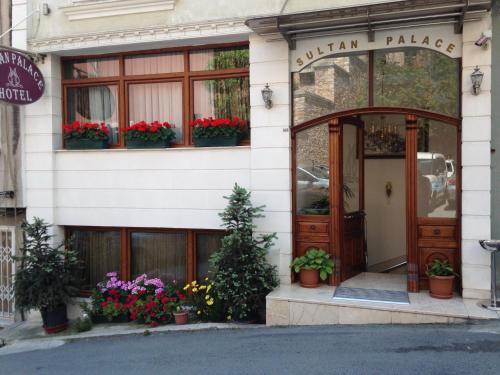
338,117 -> 366,282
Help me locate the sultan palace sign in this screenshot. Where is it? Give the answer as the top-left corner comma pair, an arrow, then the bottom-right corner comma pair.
0,49 -> 45,105
291,24 -> 462,71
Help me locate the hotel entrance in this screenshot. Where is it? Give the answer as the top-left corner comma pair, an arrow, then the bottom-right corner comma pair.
293,109 -> 460,292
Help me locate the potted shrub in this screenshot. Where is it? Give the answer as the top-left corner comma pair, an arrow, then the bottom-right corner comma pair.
210,184 -> 279,322
63,121 -> 110,149
291,248 -> 334,288
123,121 -> 176,149
14,218 -> 81,334
426,259 -> 457,299
191,117 -> 247,147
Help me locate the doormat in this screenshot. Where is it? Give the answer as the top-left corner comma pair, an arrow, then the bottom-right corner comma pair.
333,287 -> 410,305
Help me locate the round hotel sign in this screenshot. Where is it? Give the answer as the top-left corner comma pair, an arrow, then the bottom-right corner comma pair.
0,49 -> 45,105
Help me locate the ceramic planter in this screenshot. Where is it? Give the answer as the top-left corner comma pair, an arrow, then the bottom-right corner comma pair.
193,134 -> 239,147
429,275 -> 455,299
173,311 -> 189,325
65,138 -> 109,150
41,305 -> 68,334
126,139 -> 171,149
299,269 -> 320,288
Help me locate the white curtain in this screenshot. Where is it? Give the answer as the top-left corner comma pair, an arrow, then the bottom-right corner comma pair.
128,82 -> 183,142
125,53 -> 184,75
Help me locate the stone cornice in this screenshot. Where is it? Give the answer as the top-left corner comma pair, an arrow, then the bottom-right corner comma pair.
60,0 -> 176,21
28,19 -> 250,53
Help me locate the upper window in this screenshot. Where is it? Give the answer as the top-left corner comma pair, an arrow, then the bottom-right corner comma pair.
62,44 -> 250,147
374,49 -> 459,117
293,48 -> 460,125
293,53 -> 369,125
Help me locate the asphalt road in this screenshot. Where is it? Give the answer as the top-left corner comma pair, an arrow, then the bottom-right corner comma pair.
2,323 -> 500,375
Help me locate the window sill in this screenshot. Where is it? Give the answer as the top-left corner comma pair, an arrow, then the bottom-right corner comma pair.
56,145 -> 251,152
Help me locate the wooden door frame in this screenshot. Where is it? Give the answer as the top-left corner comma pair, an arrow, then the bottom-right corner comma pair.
291,107 -> 461,291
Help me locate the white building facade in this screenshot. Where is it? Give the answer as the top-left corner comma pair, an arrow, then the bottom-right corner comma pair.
7,0 -> 495,321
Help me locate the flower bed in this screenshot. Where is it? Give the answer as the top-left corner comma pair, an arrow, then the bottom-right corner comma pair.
63,121 -> 110,149
190,117 -> 247,147
123,121 -> 176,149
88,272 -> 185,327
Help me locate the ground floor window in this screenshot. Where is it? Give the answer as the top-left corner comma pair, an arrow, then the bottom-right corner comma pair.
67,227 -> 224,292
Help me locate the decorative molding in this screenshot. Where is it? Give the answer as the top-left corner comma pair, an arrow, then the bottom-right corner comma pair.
28,19 -> 250,53
60,0 -> 176,21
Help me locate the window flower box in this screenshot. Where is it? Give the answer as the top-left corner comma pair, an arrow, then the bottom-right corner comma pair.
63,121 -> 110,150
65,138 -> 109,150
191,117 -> 247,147
193,134 -> 239,147
123,121 -> 176,149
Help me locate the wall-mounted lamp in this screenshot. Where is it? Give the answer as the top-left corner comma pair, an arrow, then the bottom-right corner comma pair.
261,83 -> 273,109
471,66 -> 484,95
42,3 -> 51,16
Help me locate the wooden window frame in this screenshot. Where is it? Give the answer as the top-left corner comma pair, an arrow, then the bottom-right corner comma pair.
61,41 -> 250,148
65,226 -> 225,294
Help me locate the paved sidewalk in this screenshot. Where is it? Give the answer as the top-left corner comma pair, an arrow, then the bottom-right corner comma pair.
0,320 -> 261,355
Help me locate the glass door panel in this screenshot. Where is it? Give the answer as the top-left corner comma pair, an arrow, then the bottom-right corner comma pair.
295,123 -> 330,215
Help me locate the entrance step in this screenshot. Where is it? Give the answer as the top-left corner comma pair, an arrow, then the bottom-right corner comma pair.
266,276 -> 500,326
367,255 -> 407,273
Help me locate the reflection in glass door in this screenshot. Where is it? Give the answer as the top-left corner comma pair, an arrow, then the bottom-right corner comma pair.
341,119 -> 365,281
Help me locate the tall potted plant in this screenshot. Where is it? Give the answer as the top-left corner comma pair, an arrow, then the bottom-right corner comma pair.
291,248 -> 334,288
63,121 -> 110,149
123,121 -> 176,149
191,117 -> 247,147
210,184 -> 278,322
14,218 -> 81,333
426,259 -> 456,299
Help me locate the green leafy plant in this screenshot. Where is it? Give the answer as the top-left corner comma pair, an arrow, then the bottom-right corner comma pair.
14,218 -> 82,314
426,259 -> 456,277
183,278 -> 225,322
210,183 -> 279,321
73,317 -> 92,333
291,248 -> 334,281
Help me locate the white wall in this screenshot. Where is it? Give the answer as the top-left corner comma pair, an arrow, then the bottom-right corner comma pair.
461,16 -> 493,300
249,34 -> 292,285
52,148 -> 251,229
365,159 -> 406,267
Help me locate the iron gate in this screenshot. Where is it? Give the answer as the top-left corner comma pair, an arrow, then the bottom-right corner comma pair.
0,226 -> 15,320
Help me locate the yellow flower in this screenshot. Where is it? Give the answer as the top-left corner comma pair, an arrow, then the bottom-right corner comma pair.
191,281 -> 197,286
192,287 -> 198,292
183,284 -> 190,290
206,285 -> 212,292
204,277 -> 209,281
227,315 -> 232,320
199,285 -> 206,290
197,310 -> 201,315
206,299 -> 214,306
205,294 -> 210,300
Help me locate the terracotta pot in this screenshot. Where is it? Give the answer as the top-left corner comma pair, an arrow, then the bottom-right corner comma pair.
300,269 -> 319,288
173,311 -> 189,325
429,275 -> 455,299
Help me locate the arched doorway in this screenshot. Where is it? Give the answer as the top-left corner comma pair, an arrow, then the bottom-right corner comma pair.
292,108 -> 460,292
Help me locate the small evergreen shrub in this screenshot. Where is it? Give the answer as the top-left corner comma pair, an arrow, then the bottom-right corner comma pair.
14,218 -> 81,314
210,184 -> 279,321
